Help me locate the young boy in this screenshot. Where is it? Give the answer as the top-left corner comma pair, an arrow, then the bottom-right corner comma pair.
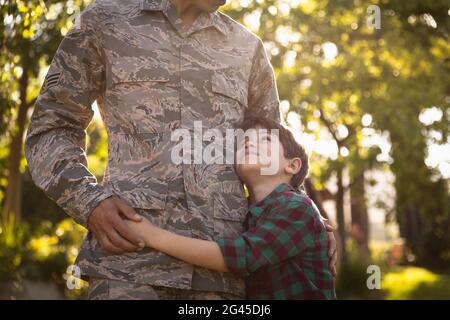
127,116 -> 336,300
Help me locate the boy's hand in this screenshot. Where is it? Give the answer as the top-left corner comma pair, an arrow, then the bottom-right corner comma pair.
125,217 -> 154,247
323,219 -> 337,276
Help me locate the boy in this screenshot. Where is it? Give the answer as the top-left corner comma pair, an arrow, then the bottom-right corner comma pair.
127,116 -> 336,299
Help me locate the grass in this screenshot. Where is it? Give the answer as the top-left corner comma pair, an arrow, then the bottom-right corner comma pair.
382,266 -> 450,300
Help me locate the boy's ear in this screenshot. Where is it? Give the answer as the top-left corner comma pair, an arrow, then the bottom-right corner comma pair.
285,157 -> 302,175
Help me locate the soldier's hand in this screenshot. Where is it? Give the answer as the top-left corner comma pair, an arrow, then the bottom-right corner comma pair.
87,196 -> 146,254
323,219 -> 338,276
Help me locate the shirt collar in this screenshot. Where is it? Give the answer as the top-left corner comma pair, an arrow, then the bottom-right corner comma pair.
247,182 -> 296,212
140,0 -> 228,36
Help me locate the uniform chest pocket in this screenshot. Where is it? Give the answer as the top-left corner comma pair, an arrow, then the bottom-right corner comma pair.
211,70 -> 248,124
107,56 -> 171,89
107,57 -> 177,133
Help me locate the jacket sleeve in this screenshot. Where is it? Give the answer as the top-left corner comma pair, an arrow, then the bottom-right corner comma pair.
24,4 -> 114,228
246,38 -> 281,122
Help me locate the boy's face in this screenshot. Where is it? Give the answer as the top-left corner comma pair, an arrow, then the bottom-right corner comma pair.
235,125 -> 290,182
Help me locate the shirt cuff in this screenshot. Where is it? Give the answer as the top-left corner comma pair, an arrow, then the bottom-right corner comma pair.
58,183 -> 115,228
217,237 -> 248,275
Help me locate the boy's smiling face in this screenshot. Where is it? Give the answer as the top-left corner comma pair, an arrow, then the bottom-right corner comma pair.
235,125 -> 299,184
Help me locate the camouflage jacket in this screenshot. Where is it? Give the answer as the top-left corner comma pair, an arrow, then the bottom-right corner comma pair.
24,0 -> 280,294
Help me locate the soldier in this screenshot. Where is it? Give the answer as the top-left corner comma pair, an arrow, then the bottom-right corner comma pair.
25,0 -> 337,300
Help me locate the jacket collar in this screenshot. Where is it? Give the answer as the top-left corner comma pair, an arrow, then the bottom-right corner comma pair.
140,0 -> 228,37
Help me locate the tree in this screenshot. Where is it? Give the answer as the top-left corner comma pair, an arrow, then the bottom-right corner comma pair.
1,0 -> 88,227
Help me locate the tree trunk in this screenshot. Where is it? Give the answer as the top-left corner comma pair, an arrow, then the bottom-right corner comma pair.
304,178 -> 329,220
336,168 -> 347,264
2,64 -> 29,226
350,170 -> 370,259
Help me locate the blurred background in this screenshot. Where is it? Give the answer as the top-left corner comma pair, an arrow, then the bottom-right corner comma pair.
0,0 -> 449,299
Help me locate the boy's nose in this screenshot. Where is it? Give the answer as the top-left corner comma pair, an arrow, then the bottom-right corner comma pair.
245,139 -> 256,148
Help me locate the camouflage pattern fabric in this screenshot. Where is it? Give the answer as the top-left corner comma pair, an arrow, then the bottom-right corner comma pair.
24,0 -> 280,297
88,277 -> 241,300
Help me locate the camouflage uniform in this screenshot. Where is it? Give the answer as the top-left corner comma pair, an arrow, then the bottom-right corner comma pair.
24,0 -> 280,299
88,277 -> 241,300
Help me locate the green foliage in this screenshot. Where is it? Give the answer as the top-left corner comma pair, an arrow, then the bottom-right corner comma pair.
336,240 -> 381,299
336,240 -> 450,299
0,217 -> 87,296
22,219 -> 86,281
382,267 -> 450,300
87,119 -> 108,178
0,217 -> 29,282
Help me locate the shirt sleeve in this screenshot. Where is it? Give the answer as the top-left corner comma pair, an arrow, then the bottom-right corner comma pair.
246,38 -> 281,122
24,4 -> 114,228
217,200 -> 319,275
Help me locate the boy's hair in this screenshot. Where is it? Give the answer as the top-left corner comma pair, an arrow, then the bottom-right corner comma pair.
239,116 -> 309,188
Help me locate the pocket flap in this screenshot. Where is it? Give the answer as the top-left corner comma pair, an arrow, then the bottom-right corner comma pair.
106,180 -> 168,210
110,57 -> 170,85
211,70 -> 248,107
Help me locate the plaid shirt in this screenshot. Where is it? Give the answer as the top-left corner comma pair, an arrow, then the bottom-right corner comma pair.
217,183 -> 336,300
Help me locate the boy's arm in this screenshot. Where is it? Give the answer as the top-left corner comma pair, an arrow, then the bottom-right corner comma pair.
217,199 -> 318,275
126,218 -> 230,273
